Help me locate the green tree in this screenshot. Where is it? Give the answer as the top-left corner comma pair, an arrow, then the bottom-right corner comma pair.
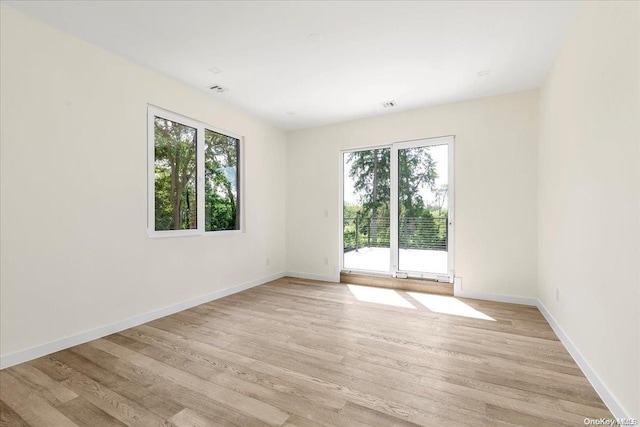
431,184 -> 448,216
396,147 -> 440,249
342,203 -> 362,250
204,130 -> 239,231
154,121 -> 239,232
346,146 -> 441,250
397,147 -> 437,216
347,148 -> 390,244
154,118 -> 197,230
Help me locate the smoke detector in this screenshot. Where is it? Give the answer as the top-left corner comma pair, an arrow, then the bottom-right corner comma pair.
382,101 -> 396,108
209,85 -> 228,93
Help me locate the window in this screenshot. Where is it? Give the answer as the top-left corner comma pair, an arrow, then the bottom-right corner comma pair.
204,129 -> 240,232
153,116 -> 198,232
148,106 -> 243,237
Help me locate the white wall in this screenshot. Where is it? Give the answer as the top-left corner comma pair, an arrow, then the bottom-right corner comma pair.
286,90 -> 539,298
538,1 -> 640,418
0,5 -> 286,359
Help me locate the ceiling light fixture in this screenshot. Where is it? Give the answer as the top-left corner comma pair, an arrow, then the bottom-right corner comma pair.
382,101 -> 396,108
477,69 -> 491,77
209,67 -> 223,74
209,85 -> 227,93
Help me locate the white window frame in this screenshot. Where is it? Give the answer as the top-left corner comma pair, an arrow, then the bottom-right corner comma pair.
147,105 -> 244,238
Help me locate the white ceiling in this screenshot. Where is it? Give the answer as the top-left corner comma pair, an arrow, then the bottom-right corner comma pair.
7,1 -> 580,130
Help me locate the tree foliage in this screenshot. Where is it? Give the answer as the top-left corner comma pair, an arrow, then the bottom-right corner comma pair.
204,130 -> 239,231
347,148 -> 390,218
397,147 -> 437,216
345,146 -> 447,251
347,148 -> 390,244
154,118 -> 197,230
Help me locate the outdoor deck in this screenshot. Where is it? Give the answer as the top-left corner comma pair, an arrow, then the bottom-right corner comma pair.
343,247 -> 448,274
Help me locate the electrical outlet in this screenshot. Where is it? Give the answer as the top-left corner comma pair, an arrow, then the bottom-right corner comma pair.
555,288 -> 560,302
265,258 -> 270,266
323,209 -> 329,218
323,257 -> 329,265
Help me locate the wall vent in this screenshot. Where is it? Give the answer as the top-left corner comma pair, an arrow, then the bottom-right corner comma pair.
382,101 -> 396,108
209,85 -> 228,93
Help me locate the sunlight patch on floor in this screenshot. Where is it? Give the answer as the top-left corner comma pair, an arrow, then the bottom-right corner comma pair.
347,284 -> 416,309
407,292 -> 495,321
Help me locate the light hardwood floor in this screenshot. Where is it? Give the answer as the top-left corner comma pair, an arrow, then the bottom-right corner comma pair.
0,277 -> 612,426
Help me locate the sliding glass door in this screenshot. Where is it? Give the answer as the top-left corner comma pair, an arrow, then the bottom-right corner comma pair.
341,136 -> 454,282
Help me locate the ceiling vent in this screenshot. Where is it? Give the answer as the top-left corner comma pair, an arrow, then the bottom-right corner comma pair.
209,85 -> 227,93
382,101 -> 396,108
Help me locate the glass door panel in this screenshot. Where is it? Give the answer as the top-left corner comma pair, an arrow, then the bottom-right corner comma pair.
396,143 -> 450,276
342,148 -> 391,273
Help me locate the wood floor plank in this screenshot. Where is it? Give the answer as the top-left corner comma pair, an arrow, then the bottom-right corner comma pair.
6,363 -> 78,407
0,277 -> 613,426
0,399 -> 30,427
0,371 -> 77,427
168,408 -> 216,427
56,397 -> 128,427
486,403 -> 565,427
145,379 -> 261,427
339,402 -> 423,427
281,415 -> 324,427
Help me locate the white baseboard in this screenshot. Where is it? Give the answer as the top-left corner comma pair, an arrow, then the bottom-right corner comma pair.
0,272 -> 286,370
454,289 -> 538,306
284,271 -> 340,283
536,301 -> 630,420
453,278 -> 537,306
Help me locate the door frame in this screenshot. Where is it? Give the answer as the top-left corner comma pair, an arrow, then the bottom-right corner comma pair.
339,136 -> 455,283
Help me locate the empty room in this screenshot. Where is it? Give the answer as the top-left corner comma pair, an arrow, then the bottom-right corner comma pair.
0,1 -> 638,426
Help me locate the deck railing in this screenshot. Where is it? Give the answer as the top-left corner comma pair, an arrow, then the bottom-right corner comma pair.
343,216 -> 448,252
